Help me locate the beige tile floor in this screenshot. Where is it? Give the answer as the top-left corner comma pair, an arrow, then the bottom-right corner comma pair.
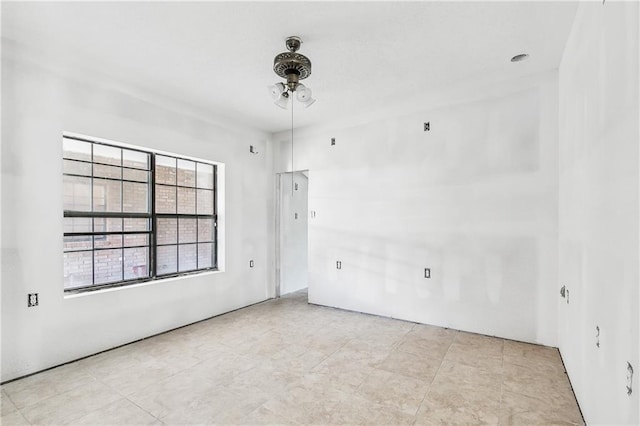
1,290 -> 583,425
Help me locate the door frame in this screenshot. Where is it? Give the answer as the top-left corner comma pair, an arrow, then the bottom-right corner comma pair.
274,170 -> 309,298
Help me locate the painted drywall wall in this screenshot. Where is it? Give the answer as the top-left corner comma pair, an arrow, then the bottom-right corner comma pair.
558,2 -> 639,424
278,171 -> 309,296
1,43 -> 274,382
274,71 -> 559,346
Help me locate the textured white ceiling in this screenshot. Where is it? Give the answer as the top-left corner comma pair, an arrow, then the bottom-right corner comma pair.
2,1 -> 577,133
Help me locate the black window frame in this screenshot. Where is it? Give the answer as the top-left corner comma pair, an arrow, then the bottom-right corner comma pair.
63,135 -> 218,293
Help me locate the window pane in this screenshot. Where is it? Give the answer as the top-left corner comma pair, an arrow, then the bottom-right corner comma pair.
64,236 -> 92,252
63,159 -> 91,176
95,234 -> 122,249
63,138 -> 91,162
198,218 -> 214,242
93,179 -> 122,212
63,175 -> 91,211
93,144 -> 121,166
124,234 -> 148,248
123,149 -> 149,170
63,138 -> 217,290
124,218 -> 150,232
196,163 -> 214,189
178,218 -> 197,244
157,218 -> 177,245
94,248 -> 123,284
177,159 -> 196,187
64,217 -> 92,233
124,247 -> 149,280
196,189 -> 214,215
123,168 -> 149,183
156,155 -> 176,185
178,244 -> 197,272
94,164 -> 121,179
177,187 -> 195,214
197,243 -> 213,269
123,182 -> 149,213
157,245 -> 177,275
155,184 -> 176,213
94,218 -> 123,233
64,251 -> 93,289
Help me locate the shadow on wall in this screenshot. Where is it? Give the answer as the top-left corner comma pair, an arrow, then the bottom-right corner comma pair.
309,227 -> 538,337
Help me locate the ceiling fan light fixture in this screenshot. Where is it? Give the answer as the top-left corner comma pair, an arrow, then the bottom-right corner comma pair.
268,82 -> 286,100
274,92 -> 290,109
300,97 -> 316,108
295,84 -> 311,101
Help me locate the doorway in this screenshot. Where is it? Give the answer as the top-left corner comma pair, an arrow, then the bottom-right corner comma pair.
275,171 -> 309,298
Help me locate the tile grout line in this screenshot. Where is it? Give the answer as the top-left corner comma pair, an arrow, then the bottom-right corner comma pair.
92,375 -> 163,423
4,372 -> 99,418
124,395 -> 165,424
1,393 -> 34,426
351,327 -> 414,394
2,389 -> 20,416
411,329 -> 459,421
21,381 -> 120,426
12,410 -> 32,426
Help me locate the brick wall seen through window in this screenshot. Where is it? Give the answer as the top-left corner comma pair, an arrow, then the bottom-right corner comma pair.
63,135 -> 217,292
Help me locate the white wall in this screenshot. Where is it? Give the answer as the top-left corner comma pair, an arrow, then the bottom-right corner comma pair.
278,171 -> 309,296
274,71 -> 559,346
1,42 -> 274,382
558,1 -> 639,424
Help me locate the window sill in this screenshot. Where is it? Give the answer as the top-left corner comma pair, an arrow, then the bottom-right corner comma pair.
63,269 -> 224,299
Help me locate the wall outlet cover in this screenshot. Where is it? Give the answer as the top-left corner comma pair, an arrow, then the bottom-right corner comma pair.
28,293 -> 38,307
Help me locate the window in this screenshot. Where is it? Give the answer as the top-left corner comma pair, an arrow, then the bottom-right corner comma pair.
63,135 -> 217,292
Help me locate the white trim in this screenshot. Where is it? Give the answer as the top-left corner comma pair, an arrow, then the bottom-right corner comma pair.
63,270 -> 224,299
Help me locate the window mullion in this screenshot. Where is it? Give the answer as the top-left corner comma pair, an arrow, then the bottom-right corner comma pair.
91,143 -> 96,286
120,149 -> 124,283
151,153 -> 157,279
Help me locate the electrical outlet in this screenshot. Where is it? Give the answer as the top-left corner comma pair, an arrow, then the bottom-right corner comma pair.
424,268 -> 431,278
596,326 -> 600,348
560,285 -> 566,298
249,260 -> 254,268
424,122 -> 430,131
294,212 -> 298,220
331,138 -> 336,146
310,210 -> 316,219
336,261 -> 342,270
28,293 -> 38,307
627,362 -> 634,396
566,289 -> 570,304
294,183 -> 299,191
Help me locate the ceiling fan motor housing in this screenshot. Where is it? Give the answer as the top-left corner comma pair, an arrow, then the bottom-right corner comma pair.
273,36 -> 312,91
